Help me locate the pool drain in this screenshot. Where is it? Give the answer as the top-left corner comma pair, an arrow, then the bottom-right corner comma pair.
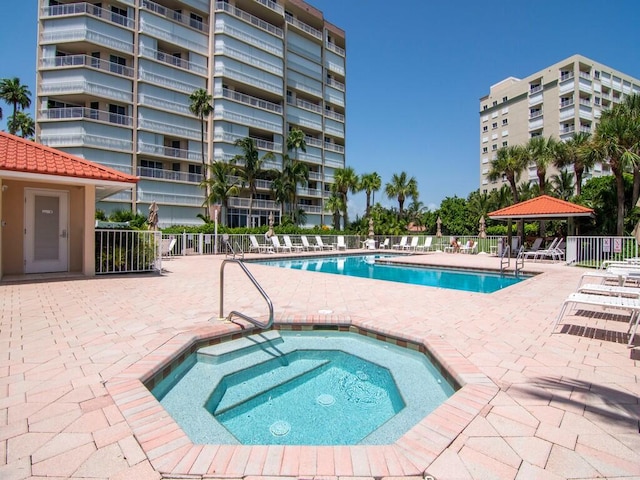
316,393 -> 335,406
270,420 -> 291,437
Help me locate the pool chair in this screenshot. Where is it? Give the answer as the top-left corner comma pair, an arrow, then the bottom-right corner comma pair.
249,234 -> 273,254
403,236 -> 419,251
552,292 -> 640,347
460,240 -> 478,254
336,235 -> 347,250
416,236 -> 433,252
521,238 -> 544,259
577,283 -> 640,298
392,236 -> 408,250
315,235 -> 334,250
283,235 -> 304,252
301,235 -> 319,251
161,238 -> 177,258
379,238 -> 390,249
271,236 -> 291,253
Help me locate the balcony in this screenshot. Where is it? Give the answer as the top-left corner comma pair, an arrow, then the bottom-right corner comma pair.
137,166 -> 201,183
40,26 -> 134,54
138,142 -> 204,162
325,61 -> 345,77
138,70 -> 202,95
228,197 -> 278,210
39,107 -> 132,126
560,71 -> 575,82
325,109 -> 344,122
214,44 -> 282,76
139,46 -> 207,75
214,65 -> 282,95
579,71 -> 591,80
304,136 -> 323,148
137,190 -> 204,206
214,20 -> 282,56
213,108 -> 282,133
529,85 -> 542,94
40,133 -> 133,151
141,0 -> 207,33
560,125 -> 575,134
138,118 -> 201,140
298,204 -> 323,214
253,0 -> 284,15
285,13 -> 322,40
579,98 -> 591,106
559,99 -> 574,108
324,142 -> 344,154
297,187 -> 323,197
138,93 -> 191,116
529,110 -> 543,119
326,77 -> 345,92
214,1 -> 282,38
308,171 -> 322,181
287,97 -> 321,113
39,80 -> 133,103
41,54 -> 134,78
213,131 -> 281,152
326,41 -> 345,57
41,2 -> 134,29
215,87 -> 282,113
140,19 -> 208,55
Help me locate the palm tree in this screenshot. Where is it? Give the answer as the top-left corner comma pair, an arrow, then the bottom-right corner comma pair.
231,137 -> 274,227
0,77 -> 31,135
384,171 -> 418,218
332,166 -> 359,228
592,101 -> 640,235
617,94 -> 640,205
9,111 -> 35,139
189,88 -> 213,217
282,129 -> 309,224
526,136 -> 559,195
359,172 -> 381,218
325,191 -> 344,230
555,132 -> 595,197
550,170 -> 575,201
203,161 -> 239,226
286,127 -> 307,159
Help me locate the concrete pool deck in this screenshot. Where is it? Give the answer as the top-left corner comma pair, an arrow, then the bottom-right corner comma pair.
1,251 -> 639,479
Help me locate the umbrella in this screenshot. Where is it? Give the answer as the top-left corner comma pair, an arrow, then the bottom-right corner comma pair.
436,216 -> 442,238
479,216 -> 487,239
148,201 -> 159,230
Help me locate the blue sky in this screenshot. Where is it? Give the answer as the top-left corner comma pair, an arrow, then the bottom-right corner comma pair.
2,0 -> 640,217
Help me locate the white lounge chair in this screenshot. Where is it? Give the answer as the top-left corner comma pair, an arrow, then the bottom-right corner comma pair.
161,238 -> 177,258
283,235 -> 303,252
577,283 -> 640,298
271,236 -> 291,253
460,240 -> 478,254
301,235 -> 319,251
315,235 -> 334,250
416,236 -> 433,252
404,236 -> 419,251
379,238 -> 390,249
249,234 -> 273,254
553,292 -> 640,346
392,236 -> 408,250
528,238 -> 560,261
336,236 -> 347,250
522,238 -> 544,259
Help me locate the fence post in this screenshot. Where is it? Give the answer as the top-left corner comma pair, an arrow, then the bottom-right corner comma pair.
182,231 -> 187,256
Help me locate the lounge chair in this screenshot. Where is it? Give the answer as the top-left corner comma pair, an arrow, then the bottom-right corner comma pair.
336,236 -> 347,250
392,236 -> 408,250
271,236 -> 291,253
416,236 -> 433,252
404,236 -> 419,251
552,292 -> 640,346
379,238 -> 390,249
249,234 -> 273,254
528,238 -> 560,261
522,238 -> 544,259
161,238 -> 177,258
460,240 -> 478,254
301,235 -> 319,251
577,283 -> 640,298
315,235 -> 334,250
283,235 -> 303,252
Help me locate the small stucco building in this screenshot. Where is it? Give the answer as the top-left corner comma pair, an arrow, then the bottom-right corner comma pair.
0,132 -> 138,280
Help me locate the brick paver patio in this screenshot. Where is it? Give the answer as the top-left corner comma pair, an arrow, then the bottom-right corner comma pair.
1,251 -> 639,479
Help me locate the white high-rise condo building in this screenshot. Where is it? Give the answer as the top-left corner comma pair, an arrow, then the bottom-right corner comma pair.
479,54 -> 640,193
36,0 -> 346,227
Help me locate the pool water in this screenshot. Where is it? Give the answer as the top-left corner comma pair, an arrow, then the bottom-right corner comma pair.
151,330 -> 455,445
250,254 -> 525,293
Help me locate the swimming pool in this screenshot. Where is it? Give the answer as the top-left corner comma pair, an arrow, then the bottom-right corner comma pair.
151,330 -> 454,445
249,254 -> 526,293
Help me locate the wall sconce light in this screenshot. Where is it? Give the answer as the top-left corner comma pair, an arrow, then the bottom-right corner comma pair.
1,185 -> 8,192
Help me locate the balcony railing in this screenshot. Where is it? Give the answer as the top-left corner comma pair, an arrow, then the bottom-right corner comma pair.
140,22 -> 208,55
40,27 -> 134,54
308,171 -> 322,181
324,142 -> 344,153
560,71 -> 575,82
529,110 -> 543,119
213,108 -> 282,133
214,44 -> 282,75
138,70 -> 202,95
39,107 -> 132,126
288,97 -> 322,113
138,93 -> 192,115
40,133 -> 133,151
326,77 -> 345,91
41,2 -> 134,29
138,190 -> 204,206
579,98 -> 591,106
304,136 -> 323,148
560,125 -> 576,134
138,142 -> 204,162
298,204 -> 323,214
325,109 -> 345,122
297,187 -> 322,197
326,41 -> 345,57
559,99 -> 574,108
214,1 -> 282,37
529,85 -> 542,94
213,65 -> 282,95
213,131 -> 281,152
141,0 -> 207,32
228,197 -> 278,210
215,87 -> 282,114
138,118 -> 201,140
325,61 -> 345,76
253,0 -> 284,15
579,71 -> 591,80
137,166 -> 201,183
285,13 -> 322,40
214,21 -> 282,56
39,80 -> 133,102
41,54 -> 134,78
139,46 -> 207,75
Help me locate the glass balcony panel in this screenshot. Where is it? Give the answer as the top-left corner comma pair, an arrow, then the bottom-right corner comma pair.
40,107 -> 132,126
40,80 -> 133,102
140,12 -> 208,54
41,2 -> 134,29
214,1 -> 282,37
137,93 -> 192,116
285,13 -> 322,40
139,46 -> 207,75
138,118 -> 201,139
138,142 -> 203,162
214,107 -> 282,133
140,0 -> 208,33
41,22 -> 134,53
40,133 -> 133,151
214,16 -> 283,57
41,54 -> 134,77
214,63 -> 282,95
215,42 -> 282,76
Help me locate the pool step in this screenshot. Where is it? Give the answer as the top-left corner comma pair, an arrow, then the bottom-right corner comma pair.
210,356 -> 329,415
198,330 -> 283,365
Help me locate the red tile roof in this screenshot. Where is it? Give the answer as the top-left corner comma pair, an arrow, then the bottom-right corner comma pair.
0,132 -> 138,184
488,195 -> 594,219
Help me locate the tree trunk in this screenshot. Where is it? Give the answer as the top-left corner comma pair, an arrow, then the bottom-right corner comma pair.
633,166 -> 640,208
615,169 -> 626,236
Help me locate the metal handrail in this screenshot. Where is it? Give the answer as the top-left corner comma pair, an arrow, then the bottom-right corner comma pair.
500,245 -> 511,274
224,238 -> 244,259
219,259 -> 274,329
515,246 -> 525,275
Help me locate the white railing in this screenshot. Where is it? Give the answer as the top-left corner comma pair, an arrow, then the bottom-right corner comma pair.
326,77 -> 345,91
138,93 -> 192,115
138,118 -> 201,139
566,236 -> 638,267
41,54 -> 134,77
141,0 -> 207,32
214,21 -> 283,56
325,109 -> 345,122
285,13 -> 322,39
213,65 -> 282,95
529,85 -> 542,94
40,133 -> 132,151
215,1 -> 282,37
213,108 -> 282,133
216,87 -> 282,113
139,46 -> 208,75
138,142 -> 204,162
214,44 -> 282,75
560,72 -> 575,82
41,27 -> 134,53
326,41 -> 345,57
140,22 -> 208,55
138,70 -> 202,95
288,97 -> 322,113
39,107 -> 132,126
95,229 -> 159,274
137,166 -> 201,183
42,2 -> 134,28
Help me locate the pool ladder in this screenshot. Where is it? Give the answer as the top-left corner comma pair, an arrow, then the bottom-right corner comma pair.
219,259 -> 274,329
223,235 -> 244,260
499,245 -> 525,275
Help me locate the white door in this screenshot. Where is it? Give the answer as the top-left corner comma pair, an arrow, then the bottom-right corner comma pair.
24,189 -> 69,273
